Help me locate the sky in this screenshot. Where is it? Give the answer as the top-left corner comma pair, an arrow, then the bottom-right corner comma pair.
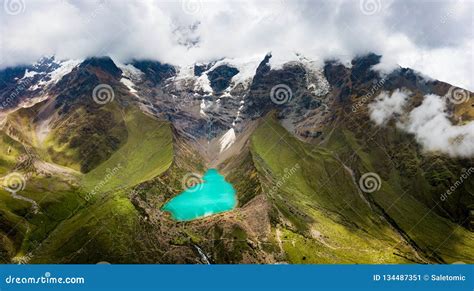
0,0 -> 473,90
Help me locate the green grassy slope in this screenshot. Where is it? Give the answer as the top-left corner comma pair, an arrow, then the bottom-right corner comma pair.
1,97 -> 472,264
43,105 -> 128,173
0,132 -> 24,175
0,106 -> 174,263
81,108 -> 173,194
0,131 -> 29,262
0,191 -> 30,262
325,125 -> 474,264
31,191 -> 140,263
28,109 -> 173,263
250,114 -> 419,263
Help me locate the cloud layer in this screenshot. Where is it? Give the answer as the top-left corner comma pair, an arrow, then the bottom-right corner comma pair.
369,88 -> 411,125
369,90 -> 474,158
401,94 -> 474,158
0,0 -> 472,90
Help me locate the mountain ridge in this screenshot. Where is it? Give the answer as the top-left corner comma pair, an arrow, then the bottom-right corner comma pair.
0,52 -> 473,264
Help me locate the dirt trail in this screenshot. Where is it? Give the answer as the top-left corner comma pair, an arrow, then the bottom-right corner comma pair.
10,191 -> 39,213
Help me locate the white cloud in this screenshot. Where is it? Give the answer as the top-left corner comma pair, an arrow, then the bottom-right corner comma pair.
399,94 -> 474,158
369,89 -> 411,125
0,0 -> 472,90
369,88 -> 474,158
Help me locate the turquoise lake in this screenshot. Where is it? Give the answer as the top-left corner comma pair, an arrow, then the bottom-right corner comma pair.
162,169 -> 237,221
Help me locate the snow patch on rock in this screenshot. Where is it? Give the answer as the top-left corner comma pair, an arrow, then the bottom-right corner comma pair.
195,74 -> 213,94
22,69 -> 38,79
200,98 -> 208,116
219,128 -> 236,152
267,52 -> 330,96
116,63 -> 144,97
118,63 -> 144,80
120,78 -> 138,94
30,59 -> 82,90
209,55 -> 262,88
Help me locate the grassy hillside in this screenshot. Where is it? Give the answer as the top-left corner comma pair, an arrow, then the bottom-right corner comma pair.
0,105 -> 174,263
0,132 -> 24,175
28,108 -> 173,263
324,122 -> 474,263
81,108 -> 173,194
43,105 -> 128,173
1,100 -> 472,264
250,113 -> 419,263
31,191 -> 140,263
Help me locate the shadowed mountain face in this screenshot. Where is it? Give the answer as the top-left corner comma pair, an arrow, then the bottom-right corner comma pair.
0,53 -> 472,264
130,60 -> 176,85
207,65 -> 240,93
